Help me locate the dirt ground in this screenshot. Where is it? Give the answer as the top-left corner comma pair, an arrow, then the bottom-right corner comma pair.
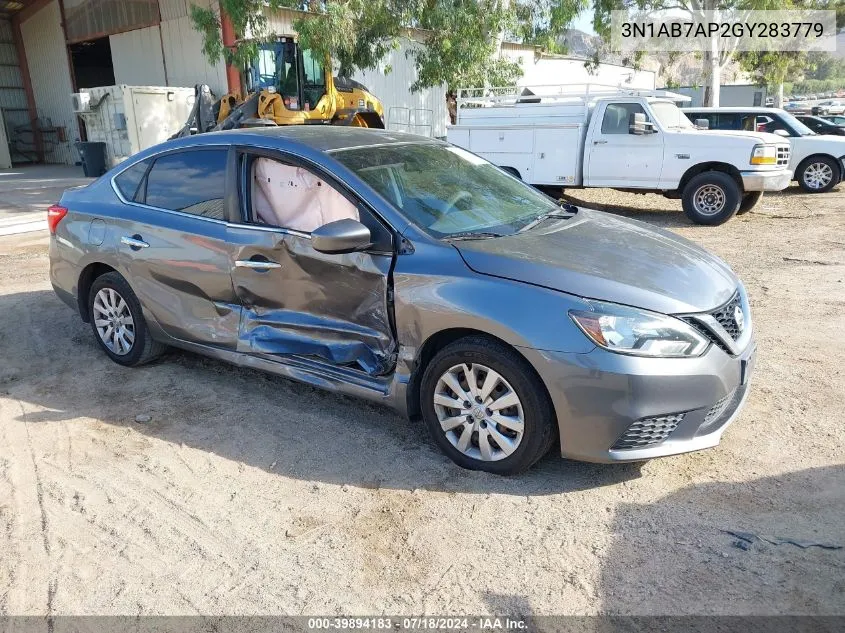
0,185 -> 843,616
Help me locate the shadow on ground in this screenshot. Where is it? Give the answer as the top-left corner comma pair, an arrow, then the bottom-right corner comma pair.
0,289 -> 643,495
599,465 -> 845,615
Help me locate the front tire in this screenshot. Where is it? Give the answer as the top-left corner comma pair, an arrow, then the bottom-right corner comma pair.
797,156 -> 840,193
737,191 -> 763,215
681,171 -> 741,225
419,336 -> 556,475
88,272 -> 165,367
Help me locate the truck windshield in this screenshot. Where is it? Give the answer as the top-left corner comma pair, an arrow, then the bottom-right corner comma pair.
650,101 -> 694,129
332,143 -> 560,239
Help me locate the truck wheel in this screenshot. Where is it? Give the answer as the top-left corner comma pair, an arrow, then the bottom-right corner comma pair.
797,156 -> 840,193
737,191 -> 763,215
682,172 -> 741,225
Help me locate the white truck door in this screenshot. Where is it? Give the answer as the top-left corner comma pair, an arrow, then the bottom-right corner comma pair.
584,102 -> 664,187
531,126 -> 582,186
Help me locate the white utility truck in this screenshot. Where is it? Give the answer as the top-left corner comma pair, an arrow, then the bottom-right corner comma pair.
447,85 -> 792,225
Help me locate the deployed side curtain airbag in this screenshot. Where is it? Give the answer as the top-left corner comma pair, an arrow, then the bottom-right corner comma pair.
253,158 -> 359,232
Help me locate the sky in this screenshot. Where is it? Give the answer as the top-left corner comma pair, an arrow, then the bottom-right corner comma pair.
570,10 -> 596,35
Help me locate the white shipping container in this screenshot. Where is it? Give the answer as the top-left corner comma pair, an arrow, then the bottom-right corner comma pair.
74,85 -> 196,166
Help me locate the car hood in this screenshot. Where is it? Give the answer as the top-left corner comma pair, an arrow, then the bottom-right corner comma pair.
454,209 -> 738,315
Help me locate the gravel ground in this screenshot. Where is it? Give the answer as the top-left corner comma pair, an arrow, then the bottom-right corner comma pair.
0,185 -> 843,616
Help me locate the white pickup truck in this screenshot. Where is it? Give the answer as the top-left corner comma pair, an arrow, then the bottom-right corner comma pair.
683,107 -> 845,194
447,86 -> 792,225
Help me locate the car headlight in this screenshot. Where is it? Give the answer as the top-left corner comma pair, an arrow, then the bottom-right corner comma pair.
750,144 -> 777,165
569,301 -> 709,358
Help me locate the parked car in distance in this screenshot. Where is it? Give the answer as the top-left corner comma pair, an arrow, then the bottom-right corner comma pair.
812,100 -> 845,116
784,101 -> 809,113
448,87 -> 791,225
822,115 -> 845,126
795,115 -> 845,137
48,128 -> 757,475
683,107 -> 845,193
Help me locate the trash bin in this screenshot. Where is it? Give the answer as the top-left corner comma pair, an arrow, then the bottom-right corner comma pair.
75,142 -> 107,177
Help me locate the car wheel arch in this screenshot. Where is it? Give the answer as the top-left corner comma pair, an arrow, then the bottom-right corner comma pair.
796,153 -> 840,174
678,162 -> 743,194
77,262 -> 119,322
404,328 -> 554,423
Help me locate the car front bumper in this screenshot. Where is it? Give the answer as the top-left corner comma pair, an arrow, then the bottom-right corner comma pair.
740,169 -> 792,191
519,338 -> 756,463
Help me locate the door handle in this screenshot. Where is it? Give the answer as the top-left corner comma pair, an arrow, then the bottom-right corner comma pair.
235,259 -> 282,270
120,235 -> 149,250
593,140 -> 608,145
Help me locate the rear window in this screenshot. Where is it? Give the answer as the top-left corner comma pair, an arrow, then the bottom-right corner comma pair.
144,149 -> 228,219
114,159 -> 150,201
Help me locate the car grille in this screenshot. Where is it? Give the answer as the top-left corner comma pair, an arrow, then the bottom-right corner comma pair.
711,292 -> 743,340
683,292 -> 744,354
776,145 -> 790,166
612,413 -> 685,450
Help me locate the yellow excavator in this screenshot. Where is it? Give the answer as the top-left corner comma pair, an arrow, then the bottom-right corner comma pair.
173,36 -> 385,138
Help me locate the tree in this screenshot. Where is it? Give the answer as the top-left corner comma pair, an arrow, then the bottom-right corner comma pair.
593,0 -> 783,106
190,0 -> 524,98
737,51 -> 809,107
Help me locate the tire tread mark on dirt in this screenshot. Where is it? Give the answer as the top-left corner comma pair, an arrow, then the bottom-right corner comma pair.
18,399 -> 50,555
46,578 -> 57,633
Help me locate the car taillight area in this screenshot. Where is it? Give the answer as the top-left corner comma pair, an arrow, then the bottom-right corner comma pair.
47,205 -> 68,234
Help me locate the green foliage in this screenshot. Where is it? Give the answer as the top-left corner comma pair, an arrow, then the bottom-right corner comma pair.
409,0 -> 522,93
190,0 -> 531,93
513,0 -> 591,51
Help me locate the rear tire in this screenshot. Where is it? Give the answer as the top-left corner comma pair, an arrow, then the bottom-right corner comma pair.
737,191 -> 763,215
419,336 -> 556,475
88,272 -> 165,367
797,156 -> 840,193
681,171 -> 741,225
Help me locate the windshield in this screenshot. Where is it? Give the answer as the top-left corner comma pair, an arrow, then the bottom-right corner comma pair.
650,101 -> 694,129
778,111 -> 815,136
332,143 -> 560,238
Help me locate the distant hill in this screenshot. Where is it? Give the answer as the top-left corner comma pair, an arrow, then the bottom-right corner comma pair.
554,29 -> 753,88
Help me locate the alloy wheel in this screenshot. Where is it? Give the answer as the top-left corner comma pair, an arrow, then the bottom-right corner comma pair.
803,162 -> 834,190
692,184 -> 726,216
433,363 -> 525,462
92,288 -> 135,356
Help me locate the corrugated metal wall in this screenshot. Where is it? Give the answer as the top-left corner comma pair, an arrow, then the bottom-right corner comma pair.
110,25 -> 166,85
0,20 -> 29,162
159,0 -> 227,95
352,38 -> 447,138
20,0 -> 79,165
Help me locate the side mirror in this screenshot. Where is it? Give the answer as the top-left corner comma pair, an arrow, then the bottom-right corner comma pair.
629,112 -> 655,135
311,218 -> 372,254
773,129 -> 790,137
695,118 -> 710,129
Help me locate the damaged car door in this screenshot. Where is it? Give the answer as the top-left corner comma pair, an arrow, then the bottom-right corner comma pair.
227,149 -> 397,375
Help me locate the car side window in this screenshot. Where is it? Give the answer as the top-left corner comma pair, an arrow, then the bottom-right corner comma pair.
250,157 -> 360,233
247,155 -> 393,252
114,159 -> 150,202
144,150 -> 228,219
601,103 -> 647,134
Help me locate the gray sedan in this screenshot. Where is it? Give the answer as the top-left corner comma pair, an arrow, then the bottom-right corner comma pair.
48,127 -> 756,475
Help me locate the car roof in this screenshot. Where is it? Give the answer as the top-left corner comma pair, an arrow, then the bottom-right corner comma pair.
177,126 -> 437,153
